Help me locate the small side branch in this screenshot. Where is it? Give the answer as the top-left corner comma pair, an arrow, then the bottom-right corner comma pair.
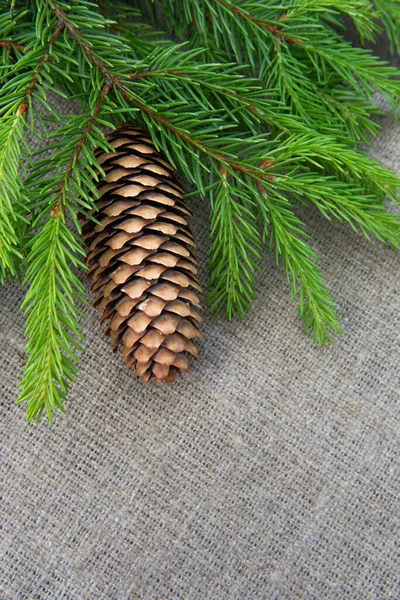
0,40 -> 25,52
54,82 -> 112,207
212,0 -> 302,44
24,22 -> 64,102
49,2 -> 119,85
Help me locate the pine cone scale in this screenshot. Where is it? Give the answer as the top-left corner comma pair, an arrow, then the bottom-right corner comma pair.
83,125 -> 202,383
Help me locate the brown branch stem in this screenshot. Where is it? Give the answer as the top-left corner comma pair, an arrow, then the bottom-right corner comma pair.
211,0 -> 302,45
0,40 -> 25,51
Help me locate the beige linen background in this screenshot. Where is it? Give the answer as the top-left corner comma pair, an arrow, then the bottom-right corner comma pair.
1,44 -> 399,599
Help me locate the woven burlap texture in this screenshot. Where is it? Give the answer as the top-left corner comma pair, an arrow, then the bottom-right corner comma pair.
1,90 -> 399,598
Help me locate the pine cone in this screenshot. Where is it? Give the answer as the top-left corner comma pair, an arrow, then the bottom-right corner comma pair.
81,125 -> 202,383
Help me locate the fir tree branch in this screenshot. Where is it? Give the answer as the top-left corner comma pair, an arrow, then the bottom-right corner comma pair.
304,37 -> 400,106
210,0 -> 302,44
266,44 -> 324,125
277,175 -> 400,248
126,46 -> 304,135
52,81 -> 112,207
0,114 -> 24,279
21,22 -> 64,109
0,21 -> 63,281
314,87 -> 382,144
267,132 -> 400,205
131,0 -> 400,141
208,168 -> 261,318
44,2 -> 400,205
261,191 -> 341,344
18,82 -> 113,422
372,0 -> 400,54
285,0 -> 379,41
17,214 -> 85,423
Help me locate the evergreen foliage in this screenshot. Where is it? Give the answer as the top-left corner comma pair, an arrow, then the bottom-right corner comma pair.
0,0 -> 399,422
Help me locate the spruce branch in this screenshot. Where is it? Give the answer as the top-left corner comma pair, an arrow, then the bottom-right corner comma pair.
42,2 -> 400,206
17,213 -> 85,423
286,0 -> 378,41
22,22 -> 64,106
372,0 -> 400,55
18,81 -> 113,422
0,114 -> 26,281
208,168 -> 261,318
262,191 -> 342,344
1,0 -> 400,421
314,87 -> 382,144
265,132 -> 400,205
277,175 -> 400,248
0,20 -> 63,281
304,36 -> 400,106
137,0 -> 400,137
210,0 -> 302,45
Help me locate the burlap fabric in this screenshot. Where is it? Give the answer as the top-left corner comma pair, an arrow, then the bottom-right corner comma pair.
1,76 -> 399,600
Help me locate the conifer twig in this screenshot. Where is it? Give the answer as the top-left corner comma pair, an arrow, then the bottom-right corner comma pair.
18,80 -> 114,422
211,0 -> 303,44
0,21 -> 64,281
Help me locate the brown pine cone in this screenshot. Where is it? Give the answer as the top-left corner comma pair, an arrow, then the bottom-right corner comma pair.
81,125 -> 202,383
